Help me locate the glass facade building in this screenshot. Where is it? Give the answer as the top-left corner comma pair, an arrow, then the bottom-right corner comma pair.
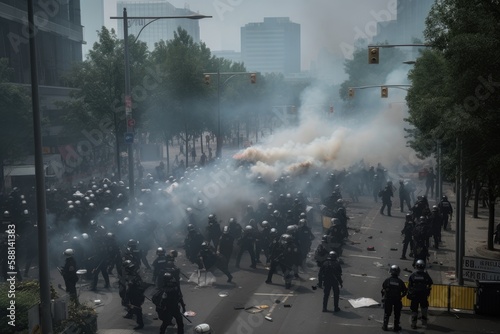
241,17 -> 300,74
116,0 -> 200,52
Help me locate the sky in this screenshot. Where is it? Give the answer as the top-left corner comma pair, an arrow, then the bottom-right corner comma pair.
101,0 -> 397,70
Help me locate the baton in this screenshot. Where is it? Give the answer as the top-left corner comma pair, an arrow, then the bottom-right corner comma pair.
182,312 -> 192,323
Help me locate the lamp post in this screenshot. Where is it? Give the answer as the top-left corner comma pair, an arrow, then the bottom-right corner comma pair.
203,70 -> 257,158
111,9 -> 211,202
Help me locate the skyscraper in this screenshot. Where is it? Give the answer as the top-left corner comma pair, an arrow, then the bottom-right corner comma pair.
373,0 -> 434,44
241,17 -> 300,74
116,0 -> 200,52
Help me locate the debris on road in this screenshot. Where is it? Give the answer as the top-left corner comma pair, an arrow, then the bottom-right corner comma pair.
390,248 -> 398,251
348,297 -> 380,308
367,246 -> 375,251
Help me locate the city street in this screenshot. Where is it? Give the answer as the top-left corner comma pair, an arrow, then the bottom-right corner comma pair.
43,188 -> 500,334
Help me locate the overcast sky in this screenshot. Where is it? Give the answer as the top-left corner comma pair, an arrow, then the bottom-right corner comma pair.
103,0 -> 397,69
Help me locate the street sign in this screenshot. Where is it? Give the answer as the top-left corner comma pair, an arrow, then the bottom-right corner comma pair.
127,118 -> 136,127
124,132 -> 134,144
463,256 -> 500,273
463,270 -> 500,281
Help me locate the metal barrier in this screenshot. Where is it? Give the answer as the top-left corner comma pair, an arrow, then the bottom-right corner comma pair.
402,283 -> 476,311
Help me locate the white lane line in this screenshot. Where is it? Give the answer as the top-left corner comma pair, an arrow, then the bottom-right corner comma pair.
350,274 -> 378,279
348,254 -> 382,259
338,323 -> 380,327
253,293 -> 295,297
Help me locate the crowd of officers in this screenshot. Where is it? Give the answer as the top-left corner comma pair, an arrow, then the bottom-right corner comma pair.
0,162 -> 449,333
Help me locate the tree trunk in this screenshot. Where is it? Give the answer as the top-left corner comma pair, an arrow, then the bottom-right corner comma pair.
165,136 -> 170,176
185,124 -> 189,169
487,180 -> 497,250
200,134 -> 204,155
473,179 -> 480,218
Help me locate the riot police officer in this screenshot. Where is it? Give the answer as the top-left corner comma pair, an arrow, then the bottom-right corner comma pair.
320,251 -> 342,312
408,260 -> 433,329
236,225 -> 257,269
60,249 -> 79,304
381,265 -> 407,331
153,272 -> 186,334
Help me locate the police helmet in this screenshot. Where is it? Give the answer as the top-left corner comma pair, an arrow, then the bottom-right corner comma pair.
273,210 -> 280,217
163,272 -> 176,285
327,251 -> 338,260
389,264 -> 400,276
194,323 -> 212,333
201,241 -> 209,249
187,224 -> 195,232
63,249 -> 74,257
156,247 -> 166,256
321,235 -> 328,243
261,221 -> 269,228
330,218 -> 340,226
106,232 -> 114,239
270,228 -> 278,236
228,218 -> 237,224
442,195 -> 448,201
416,259 -> 426,271
223,226 -> 229,234
405,213 -> 413,221
128,239 -> 138,247
432,205 -> 439,212
208,214 -> 216,222
286,225 -> 297,233
244,225 -> 253,232
81,233 -> 89,240
299,219 -> 307,226
299,212 -> 307,219
419,216 -> 426,223
169,250 -> 178,258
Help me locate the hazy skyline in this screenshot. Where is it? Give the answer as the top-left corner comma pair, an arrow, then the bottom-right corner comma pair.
101,0 -> 397,70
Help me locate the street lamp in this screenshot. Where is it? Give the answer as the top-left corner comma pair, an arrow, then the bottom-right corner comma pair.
111,9 -> 211,203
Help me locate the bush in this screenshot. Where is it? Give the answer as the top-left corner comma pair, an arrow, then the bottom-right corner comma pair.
0,280 -> 56,333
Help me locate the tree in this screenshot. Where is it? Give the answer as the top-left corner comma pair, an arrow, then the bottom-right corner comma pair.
147,28 -> 217,169
61,27 -> 150,178
407,0 -> 500,249
0,58 -> 33,192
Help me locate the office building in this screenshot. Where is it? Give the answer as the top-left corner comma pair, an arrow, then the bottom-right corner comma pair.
116,1 -> 200,52
373,0 -> 434,45
241,17 -> 300,74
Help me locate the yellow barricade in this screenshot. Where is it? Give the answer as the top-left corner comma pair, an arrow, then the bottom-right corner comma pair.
402,283 -> 475,311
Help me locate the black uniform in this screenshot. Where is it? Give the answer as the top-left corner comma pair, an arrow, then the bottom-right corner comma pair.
61,256 -> 79,303
235,230 -> 257,269
153,279 -> 185,334
381,274 -> 407,330
401,219 -> 414,259
408,270 -> 433,328
217,232 -> 234,266
379,185 -> 393,216
123,273 -> 145,330
320,256 -> 342,312
199,245 -> 232,282
437,197 -> 453,230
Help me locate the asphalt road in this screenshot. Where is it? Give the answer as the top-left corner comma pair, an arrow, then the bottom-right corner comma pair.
49,195 -> 500,334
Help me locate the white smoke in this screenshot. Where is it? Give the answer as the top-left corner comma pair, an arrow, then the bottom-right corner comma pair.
235,66 -> 429,180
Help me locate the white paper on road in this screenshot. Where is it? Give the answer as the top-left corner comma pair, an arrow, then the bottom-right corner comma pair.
348,297 -> 380,308
188,270 -> 216,287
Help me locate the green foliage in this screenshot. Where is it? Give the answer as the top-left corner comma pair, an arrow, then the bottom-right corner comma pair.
0,280 -> 57,333
54,302 -> 97,334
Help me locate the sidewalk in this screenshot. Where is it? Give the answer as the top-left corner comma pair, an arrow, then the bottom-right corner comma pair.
436,183 -> 500,286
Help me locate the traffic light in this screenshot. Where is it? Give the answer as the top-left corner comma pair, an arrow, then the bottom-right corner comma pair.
381,86 -> 388,98
368,47 -> 379,64
250,73 -> 256,84
204,74 -> 210,85
348,88 -> 354,98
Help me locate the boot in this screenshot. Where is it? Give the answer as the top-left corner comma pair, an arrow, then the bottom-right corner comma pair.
411,312 -> 418,329
382,314 -> 389,331
393,319 -> 402,331
422,308 -> 428,327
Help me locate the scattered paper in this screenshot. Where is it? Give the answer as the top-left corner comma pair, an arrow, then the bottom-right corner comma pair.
348,297 -> 380,308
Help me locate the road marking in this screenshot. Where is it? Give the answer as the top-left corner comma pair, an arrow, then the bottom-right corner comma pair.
350,274 -> 378,279
348,254 -> 382,259
338,323 -> 379,327
253,293 -> 295,297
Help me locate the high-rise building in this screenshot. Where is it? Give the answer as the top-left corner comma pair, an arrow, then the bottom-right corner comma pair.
241,17 -> 300,74
81,0 -> 105,57
0,1 -> 84,188
116,1 -> 200,52
373,0 -> 434,45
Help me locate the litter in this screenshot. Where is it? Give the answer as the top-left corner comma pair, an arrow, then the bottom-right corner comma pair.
264,316 -> 273,322
390,248 -> 398,251
367,246 -> 375,251
233,305 -> 244,310
348,297 -> 380,308
374,262 -> 384,268
245,306 -> 264,314
218,291 -> 229,297
284,304 -> 291,308
94,300 -> 101,304
184,311 -> 196,317
309,277 -> 316,281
